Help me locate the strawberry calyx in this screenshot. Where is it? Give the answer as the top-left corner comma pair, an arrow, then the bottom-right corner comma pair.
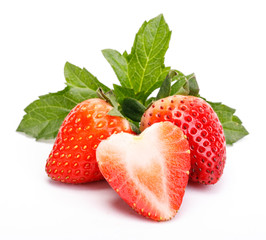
97,88 -> 141,134
156,70 -> 199,100
118,70 -> 199,125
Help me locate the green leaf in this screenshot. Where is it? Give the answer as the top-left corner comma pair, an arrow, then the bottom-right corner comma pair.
17,87 -> 98,140
207,101 -> 248,145
222,122 -> 249,145
100,14 -> 173,112
209,102 -> 235,114
121,98 -> 146,122
102,49 -> 131,88
142,67 -> 170,102
127,14 -> 171,95
64,62 -> 110,92
113,84 -> 135,104
113,84 -> 146,104
102,15 -> 171,104
122,51 -> 129,58
232,115 -> 242,124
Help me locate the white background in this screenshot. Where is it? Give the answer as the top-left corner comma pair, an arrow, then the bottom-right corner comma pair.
1,0 -> 266,239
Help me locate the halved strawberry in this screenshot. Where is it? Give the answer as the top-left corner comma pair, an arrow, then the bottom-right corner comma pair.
45,98 -> 134,184
96,122 -> 190,221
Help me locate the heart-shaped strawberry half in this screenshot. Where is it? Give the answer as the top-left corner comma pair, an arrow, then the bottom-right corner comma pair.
96,122 -> 190,221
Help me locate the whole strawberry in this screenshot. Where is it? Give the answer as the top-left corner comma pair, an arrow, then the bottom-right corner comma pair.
45,98 -> 134,184
140,95 -> 226,185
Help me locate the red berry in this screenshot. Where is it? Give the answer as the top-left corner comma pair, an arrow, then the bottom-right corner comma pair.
140,95 -> 226,185
97,122 -> 190,221
45,98 -> 134,184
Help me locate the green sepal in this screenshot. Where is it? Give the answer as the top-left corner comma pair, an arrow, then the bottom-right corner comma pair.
170,75 -> 188,95
129,122 -> 141,134
156,71 -> 176,99
186,73 -> 199,96
107,108 -> 124,118
121,98 -> 146,122
96,88 -> 119,109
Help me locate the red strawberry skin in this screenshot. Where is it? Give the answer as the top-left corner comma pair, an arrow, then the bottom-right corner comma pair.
140,95 -> 226,185
97,122 -> 191,221
45,98 -> 134,184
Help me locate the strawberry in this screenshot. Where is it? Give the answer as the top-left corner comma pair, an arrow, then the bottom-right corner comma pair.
45,98 -> 134,184
140,95 -> 226,185
96,122 -> 190,221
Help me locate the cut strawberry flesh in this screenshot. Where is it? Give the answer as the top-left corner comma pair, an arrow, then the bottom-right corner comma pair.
96,122 -> 190,221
